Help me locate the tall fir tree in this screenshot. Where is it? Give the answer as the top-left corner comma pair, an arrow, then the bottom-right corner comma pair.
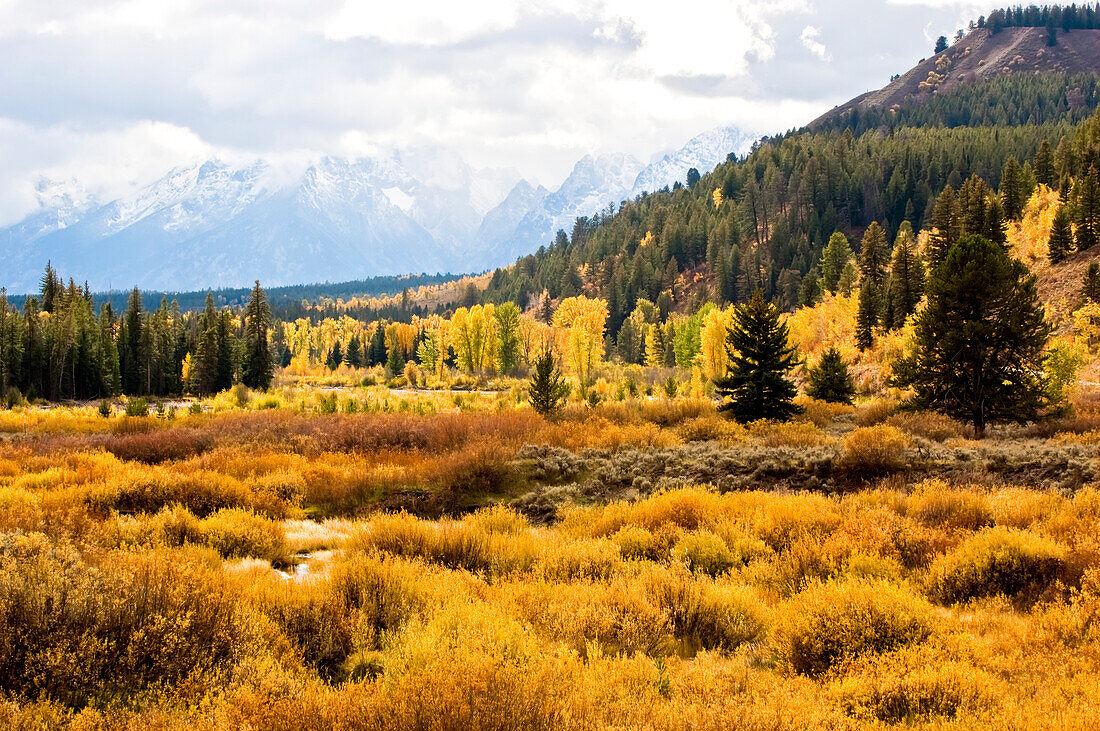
999,156 -> 1028,220
715,290 -> 802,422
327,341 -> 343,371
345,334 -> 364,368
855,222 -> 889,349
215,310 -> 235,391
1034,140 -> 1055,187
1084,262 -> 1100,303
190,323 -> 219,395
892,234 -> 1051,437
529,350 -> 568,416
1048,203 -> 1074,263
121,288 -> 144,395
806,346 -> 856,404
241,281 -> 273,390
820,232 -> 854,294
887,222 -> 926,329
1074,167 -> 1100,251
927,185 -> 960,267
368,323 -> 387,366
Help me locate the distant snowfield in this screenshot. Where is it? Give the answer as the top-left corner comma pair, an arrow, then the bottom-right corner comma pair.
0,126 -> 757,293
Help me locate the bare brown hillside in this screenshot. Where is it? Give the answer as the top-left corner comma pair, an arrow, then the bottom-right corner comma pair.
813,26 -> 1100,127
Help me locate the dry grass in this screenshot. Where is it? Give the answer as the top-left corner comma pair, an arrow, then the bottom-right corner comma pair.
2,403 -> 1100,728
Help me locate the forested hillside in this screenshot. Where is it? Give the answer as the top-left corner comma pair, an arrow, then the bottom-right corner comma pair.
482,9 -> 1100,351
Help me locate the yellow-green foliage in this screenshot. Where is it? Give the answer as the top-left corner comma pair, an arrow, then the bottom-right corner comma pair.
928,527 -> 1068,605
671,530 -> 735,576
770,580 -> 934,677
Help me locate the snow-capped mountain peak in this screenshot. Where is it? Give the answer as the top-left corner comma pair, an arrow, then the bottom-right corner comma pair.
1,125 -> 758,292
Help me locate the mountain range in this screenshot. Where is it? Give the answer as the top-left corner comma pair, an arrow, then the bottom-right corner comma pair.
0,126 -> 756,293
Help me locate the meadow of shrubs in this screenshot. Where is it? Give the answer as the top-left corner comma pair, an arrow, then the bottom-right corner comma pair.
2,391 -> 1100,729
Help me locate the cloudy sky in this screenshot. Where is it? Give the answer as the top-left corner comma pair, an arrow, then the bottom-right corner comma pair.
0,0 -> 986,225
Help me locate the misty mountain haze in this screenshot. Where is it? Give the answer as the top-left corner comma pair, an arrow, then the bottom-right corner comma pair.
0,126 -> 756,292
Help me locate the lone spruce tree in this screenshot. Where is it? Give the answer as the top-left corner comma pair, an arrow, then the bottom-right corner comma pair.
716,290 -> 802,422
892,234 -> 1051,437
241,281 -> 273,390
806,346 -> 856,404
529,350 -> 568,416
1048,204 -> 1074,264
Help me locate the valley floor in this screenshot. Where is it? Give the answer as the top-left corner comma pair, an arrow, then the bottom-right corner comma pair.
2,389 -> 1100,729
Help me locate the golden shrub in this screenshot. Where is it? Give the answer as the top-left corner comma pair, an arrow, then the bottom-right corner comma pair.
885,411 -> 966,441
671,530 -> 736,576
770,580 -> 934,677
675,415 -> 747,444
838,425 -> 911,474
855,398 -> 898,426
201,508 -> 289,563
907,480 -> 992,531
750,420 -> 830,448
834,649 -> 994,723
927,527 -> 1068,605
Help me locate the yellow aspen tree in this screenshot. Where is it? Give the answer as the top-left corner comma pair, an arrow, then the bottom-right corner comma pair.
552,296 -> 607,385
447,304 -> 498,375
518,313 -> 553,366
644,324 -> 664,368
696,305 -> 736,381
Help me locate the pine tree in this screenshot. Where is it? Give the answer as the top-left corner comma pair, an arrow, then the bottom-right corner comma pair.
806,346 -> 856,404
529,350 -> 568,416
215,310 -> 234,390
121,288 -> 144,394
1000,156 -> 1027,219
0,292 -> 24,394
1048,203 -> 1074,263
855,282 -> 879,350
715,290 -> 802,423
855,222 -> 889,348
799,266 -> 822,306
959,175 -> 1007,246
927,185 -> 959,267
1074,168 -> 1100,251
40,263 -> 62,314
887,222 -> 926,329
1084,262 -> 1100,303
386,336 -> 405,372
892,234 -> 1051,437
241,281 -> 273,391
1034,140 -> 1055,187
345,334 -> 364,368
821,232 -> 854,294
327,341 -> 343,371
190,324 -> 219,396
368,323 -> 387,366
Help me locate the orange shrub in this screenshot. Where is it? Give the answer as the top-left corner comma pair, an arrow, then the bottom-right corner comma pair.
839,426 -> 911,475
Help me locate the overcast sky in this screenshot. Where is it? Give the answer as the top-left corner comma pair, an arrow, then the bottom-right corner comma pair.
0,0 -> 988,225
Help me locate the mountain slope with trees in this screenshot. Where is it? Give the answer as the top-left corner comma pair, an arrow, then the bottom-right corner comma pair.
480,5 -> 1100,359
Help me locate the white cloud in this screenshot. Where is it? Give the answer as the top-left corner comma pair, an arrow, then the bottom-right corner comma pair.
0,0 -> 972,227
0,119 -> 216,225
800,25 -> 830,61
325,0 -> 521,45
